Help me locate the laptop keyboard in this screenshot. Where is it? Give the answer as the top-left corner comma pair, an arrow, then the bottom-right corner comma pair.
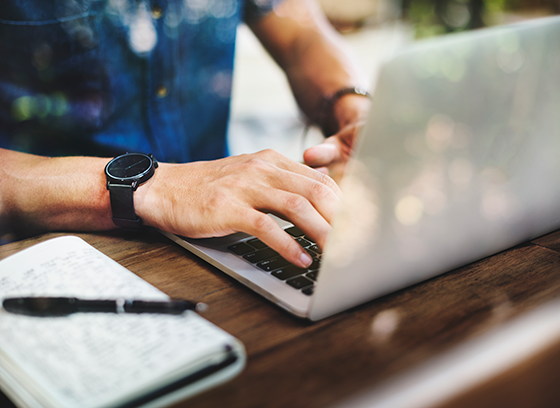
227,226 -> 321,296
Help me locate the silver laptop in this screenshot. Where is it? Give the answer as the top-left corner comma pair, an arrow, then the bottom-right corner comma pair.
162,15 -> 560,321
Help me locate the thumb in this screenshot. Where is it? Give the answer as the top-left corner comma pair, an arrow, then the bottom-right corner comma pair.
303,142 -> 341,168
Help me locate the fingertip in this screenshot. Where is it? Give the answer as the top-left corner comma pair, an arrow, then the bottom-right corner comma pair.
299,251 -> 313,268
302,146 -> 318,167
304,144 -> 338,167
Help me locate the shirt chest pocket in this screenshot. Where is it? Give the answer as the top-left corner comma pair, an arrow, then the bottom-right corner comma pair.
0,3 -> 105,129
0,11 -> 100,84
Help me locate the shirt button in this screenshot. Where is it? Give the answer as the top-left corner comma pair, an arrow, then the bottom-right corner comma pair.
156,85 -> 168,98
151,5 -> 163,19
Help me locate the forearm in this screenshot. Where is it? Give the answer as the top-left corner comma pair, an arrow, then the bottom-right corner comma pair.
0,147 -> 342,268
250,0 -> 370,130
0,148 -> 114,236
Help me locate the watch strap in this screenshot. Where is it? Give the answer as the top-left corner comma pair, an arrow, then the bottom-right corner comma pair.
108,184 -> 142,228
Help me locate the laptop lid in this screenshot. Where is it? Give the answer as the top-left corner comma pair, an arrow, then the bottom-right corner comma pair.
309,16 -> 560,320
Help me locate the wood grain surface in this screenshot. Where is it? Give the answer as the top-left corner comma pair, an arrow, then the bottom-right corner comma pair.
1,228 -> 560,408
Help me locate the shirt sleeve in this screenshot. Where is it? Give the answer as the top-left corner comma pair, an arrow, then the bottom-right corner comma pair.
243,0 -> 285,24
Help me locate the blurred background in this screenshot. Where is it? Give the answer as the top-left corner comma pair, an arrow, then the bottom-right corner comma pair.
320,0 -> 560,36
228,0 -> 560,159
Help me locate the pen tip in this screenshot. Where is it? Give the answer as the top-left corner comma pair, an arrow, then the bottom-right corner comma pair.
195,302 -> 208,312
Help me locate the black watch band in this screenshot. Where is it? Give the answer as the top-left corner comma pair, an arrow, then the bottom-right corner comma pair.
105,153 -> 158,229
108,184 -> 142,228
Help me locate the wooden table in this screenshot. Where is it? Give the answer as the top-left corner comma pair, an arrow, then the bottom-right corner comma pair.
2,228 -> 560,408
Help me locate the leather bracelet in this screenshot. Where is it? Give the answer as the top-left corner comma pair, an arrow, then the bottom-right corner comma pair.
320,86 -> 371,136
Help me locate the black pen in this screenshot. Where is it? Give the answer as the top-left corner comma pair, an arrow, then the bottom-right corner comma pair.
2,297 -> 208,317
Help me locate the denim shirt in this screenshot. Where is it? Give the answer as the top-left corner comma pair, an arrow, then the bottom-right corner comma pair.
0,0 -> 278,162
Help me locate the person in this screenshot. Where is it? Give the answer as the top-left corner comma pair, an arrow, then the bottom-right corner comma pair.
0,0 -> 371,268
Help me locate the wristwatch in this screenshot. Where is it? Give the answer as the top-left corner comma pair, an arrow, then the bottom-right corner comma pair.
105,152 -> 158,229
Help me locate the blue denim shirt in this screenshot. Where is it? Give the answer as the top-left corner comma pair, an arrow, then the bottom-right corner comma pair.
0,0 -> 278,162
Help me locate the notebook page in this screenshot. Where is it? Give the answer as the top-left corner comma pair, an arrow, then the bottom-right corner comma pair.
0,236 -> 235,408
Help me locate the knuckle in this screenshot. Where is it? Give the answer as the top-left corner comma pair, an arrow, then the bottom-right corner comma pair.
285,194 -> 309,214
250,213 -> 274,234
256,149 -> 284,163
316,171 -> 337,189
258,148 -> 277,159
205,190 -> 230,211
310,180 -> 332,200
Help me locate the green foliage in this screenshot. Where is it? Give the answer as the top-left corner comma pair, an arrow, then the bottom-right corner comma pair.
406,0 -> 555,38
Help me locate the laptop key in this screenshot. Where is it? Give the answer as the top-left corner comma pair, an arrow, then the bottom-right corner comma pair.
286,276 -> 313,290
308,258 -> 321,271
307,244 -> 322,254
285,226 -> 304,237
271,265 -> 306,280
228,242 -> 254,256
247,238 -> 268,250
243,248 -> 278,263
302,286 -> 314,296
257,257 -> 290,272
306,271 -> 317,281
295,237 -> 312,247
306,247 -> 321,258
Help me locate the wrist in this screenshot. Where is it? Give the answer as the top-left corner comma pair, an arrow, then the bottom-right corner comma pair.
133,161 -> 169,231
52,156 -> 114,231
332,93 -> 371,131
320,87 -> 371,136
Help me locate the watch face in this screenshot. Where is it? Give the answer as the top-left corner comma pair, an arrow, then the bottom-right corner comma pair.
107,153 -> 153,180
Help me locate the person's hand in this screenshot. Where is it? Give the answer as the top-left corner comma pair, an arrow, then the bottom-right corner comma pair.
303,120 -> 364,183
303,93 -> 370,183
134,149 -> 342,268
